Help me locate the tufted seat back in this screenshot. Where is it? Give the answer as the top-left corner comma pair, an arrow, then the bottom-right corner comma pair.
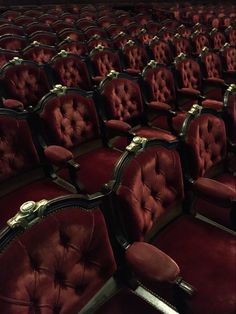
23,45 -> 56,64
227,28 -> 236,46
39,90 -> 100,149
1,62 -> 50,108
51,55 -> 91,90
0,205 -> 116,313
123,44 -> 148,73
30,31 -> 57,46
101,77 -> 144,122
201,51 -> 222,78
222,46 -> 236,71
176,58 -> 202,90
185,113 -> 227,179
150,40 -> 172,65
0,114 -> 39,183
192,33 -> 210,54
58,29 -> 85,42
88,38 -> 110,51
57,41 -> 87,57
90,50 -> 122,80
115,145 -> 184,241
0,35 -> 27,50
143,66 -> 176,104
173,37 -> 191,56
211,31 -> 226,50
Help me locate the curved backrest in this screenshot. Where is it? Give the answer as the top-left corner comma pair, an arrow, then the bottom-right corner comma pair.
90,49 -> 122,82
226,28 -> 236,46
58,29 -> 85,42
224,86 -> 236,143
122,43 -> 148,74
57,40 -> 87,57
142,65 -> 176,106
0,35 -> 27,51
100,76 -> 144,122
0,111 -> 39,183
201,51 -> 222,78
192,33 -> 210,54
87,38 -> 110,51
50,54 -> 91,90
0,25 -> 25,36
0,196 -> 116,313
210,30 -> 226,50
149,39 -> 172,65
222,46 -> 236,71
1,60 -> 51,108
23,44 -> 56,64
37,88 -> 100,149
173,37 -> 191,56
184,113 -> 227,178
114,144 -> 184,241
29,31 -> 57,46
175,57 -> 202,90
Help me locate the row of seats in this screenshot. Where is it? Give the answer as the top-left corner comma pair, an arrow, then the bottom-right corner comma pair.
0,106 -> 235,313
0,3 -> 235,314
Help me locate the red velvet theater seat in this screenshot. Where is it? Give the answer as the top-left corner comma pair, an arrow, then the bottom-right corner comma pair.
49,51 -> 92,90
112,32 -> 133,50
84,27 -> 107,40
209,28 -> 226,51
88,46 -> 122,84
108,138 -> 184,242
87,36 -> 111,52
58,28 -> 85,42
95,71 -> 176,149
0,58 -> 51,109
121,40 -> 148,75
225,26 -> 236,47
75,18 -> 96,31
174,53 -> 223,111
0,194 -> 181,314
172,35 -> 192,57
141,60 -> 187,133
0,109 -> 75,230
190,31 -> 210,55
14,15 -> 36,27
25,22 -> 53,35
220,44 -> 236,84
199,47 -> 228,100
38,13 -> 57,26
0,34 -> 28,51
180,107 -> 236,230
34,86 -> 123,194
136,29 -> 154,46
57,38 -> 88,57
0,24 -> 25,36
29,31 -> 58,46
23,42 -> 56,65
148,37 -> 173,66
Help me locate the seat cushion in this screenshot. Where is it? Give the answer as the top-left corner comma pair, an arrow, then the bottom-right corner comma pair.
0,179 -> 69,229
58,148 -> 122,194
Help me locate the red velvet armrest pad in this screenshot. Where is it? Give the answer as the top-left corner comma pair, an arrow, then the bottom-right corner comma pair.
3,98 -> 24,109
105,120 -> 132,132
44,145 -> 73,166
125,242 -> 180,283
194,177 -> 236,205
203,78 -> 225,85
148,101 -> 171,111
178,88 -> 201,97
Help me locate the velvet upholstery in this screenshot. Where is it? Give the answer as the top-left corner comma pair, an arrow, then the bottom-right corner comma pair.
0,35 -> 27,50
0,207 -> 117,313
1,62 -> 50,108
0,115 -> 39,183
185,114 -> 227,178
51,55 -> 91,90
226,27 -> 236,46
0,49 -> 18,68
115,146 -> 184,241
122,43 -> 148,74
90,50 -> 122,82
57,41 -> 87,57
39,92 -> 100,149
210,30 -> 226,50
23,45 -> 56,64
149,40 -> 173,65
30,31 -> 57,46
221,46 -> 236,84
176,58 -> 202,90
44,145 -> 73,166
126,242 -> 180,283
173,37 -> 191,56
191,33 -> 209,54
226,90 -> 236,143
